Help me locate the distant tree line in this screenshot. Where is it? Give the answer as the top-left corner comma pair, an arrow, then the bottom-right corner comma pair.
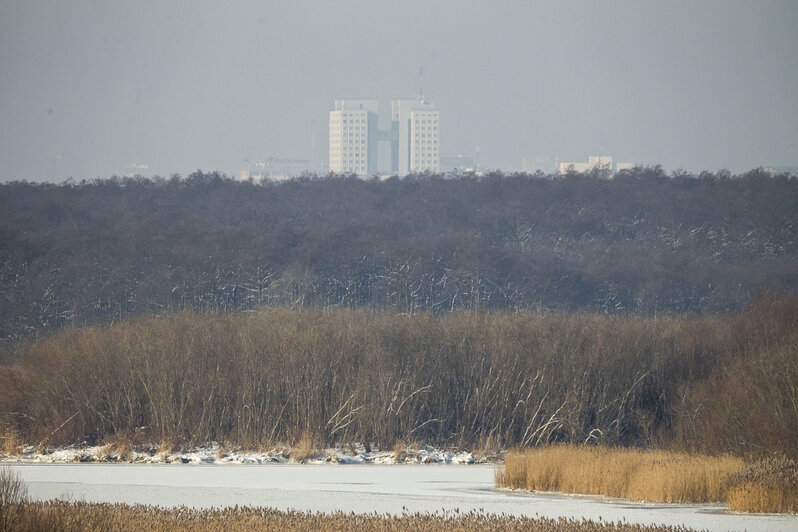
1,167 -> 796,344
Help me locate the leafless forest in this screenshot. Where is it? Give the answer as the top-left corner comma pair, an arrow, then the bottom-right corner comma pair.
1,169 -> 796,346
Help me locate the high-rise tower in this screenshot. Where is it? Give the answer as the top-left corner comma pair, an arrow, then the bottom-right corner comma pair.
328,99 -> 378,176
391,99 -> 439,175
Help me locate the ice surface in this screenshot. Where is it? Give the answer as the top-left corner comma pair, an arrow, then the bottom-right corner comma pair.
7,463 -> 798,532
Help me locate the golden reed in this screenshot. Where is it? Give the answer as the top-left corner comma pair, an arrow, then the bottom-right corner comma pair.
498,446 -> 798,513
2,500 -> 700,532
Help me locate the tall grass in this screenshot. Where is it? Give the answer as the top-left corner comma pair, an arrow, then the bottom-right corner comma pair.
1,427 -> 19,456
498,446 -> 742,504
0,466 -> 29,531
498,447 -> 798,513
0,297 -> 795,456
725,458 -> 798,513
1,501 -> 704,532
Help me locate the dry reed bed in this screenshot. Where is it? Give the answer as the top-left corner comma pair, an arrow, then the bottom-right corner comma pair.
725,457 -> 798,513
1,298 -> 796,457
1,501 -> 699,532
498,446 -> 798,513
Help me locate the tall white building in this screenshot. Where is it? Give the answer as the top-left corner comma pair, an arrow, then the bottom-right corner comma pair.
329,99 -> 378,176
410,106 -> 440,173
391,99 -> 439,174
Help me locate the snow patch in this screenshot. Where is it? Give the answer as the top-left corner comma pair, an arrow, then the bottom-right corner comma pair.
3,443 -> 479,465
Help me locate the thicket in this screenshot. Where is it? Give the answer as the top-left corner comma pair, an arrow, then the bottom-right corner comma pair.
1,296 -> 795,457
2,168 -> 796,345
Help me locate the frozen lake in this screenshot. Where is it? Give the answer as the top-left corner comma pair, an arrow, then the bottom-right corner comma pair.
8,463 -> 798,532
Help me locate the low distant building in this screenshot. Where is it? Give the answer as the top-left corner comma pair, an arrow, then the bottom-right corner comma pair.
522,156 -> 559,174
559,156 -> 613,175
769,166 -> 798,176
441,153 -> 474,173
558,156 -> 636,176
241,157 -> 313,182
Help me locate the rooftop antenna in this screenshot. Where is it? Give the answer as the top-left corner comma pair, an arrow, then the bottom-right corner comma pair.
310,119 -> 316,172
418,66 -> 424,104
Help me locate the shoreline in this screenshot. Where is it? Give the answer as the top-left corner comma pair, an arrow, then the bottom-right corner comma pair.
1,442 -> 494,465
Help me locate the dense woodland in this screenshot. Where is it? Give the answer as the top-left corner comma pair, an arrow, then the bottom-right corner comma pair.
1,168 -> 796,345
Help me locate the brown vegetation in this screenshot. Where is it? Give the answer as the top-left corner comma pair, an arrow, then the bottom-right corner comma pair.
498,447 -> 798,513
392,441 -> 408,463
1,427 -> 19,456
1,501 -> 700,532
0,297 -> 796,456
498,446 -> 742,504
102,432 -> 132,462
0,467 -> 28,531
290,431 -> 322,463
671,294 -> 798,458
726,458 -> 798,513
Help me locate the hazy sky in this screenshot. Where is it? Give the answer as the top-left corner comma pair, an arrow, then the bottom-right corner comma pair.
1,0 -> 797,181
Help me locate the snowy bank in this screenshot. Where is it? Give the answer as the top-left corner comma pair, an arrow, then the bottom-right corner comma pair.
1,442 -> 482,465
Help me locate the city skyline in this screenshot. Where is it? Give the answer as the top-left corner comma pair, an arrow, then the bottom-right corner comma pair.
1,1 -> 797,181
330,97 -> 440,176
